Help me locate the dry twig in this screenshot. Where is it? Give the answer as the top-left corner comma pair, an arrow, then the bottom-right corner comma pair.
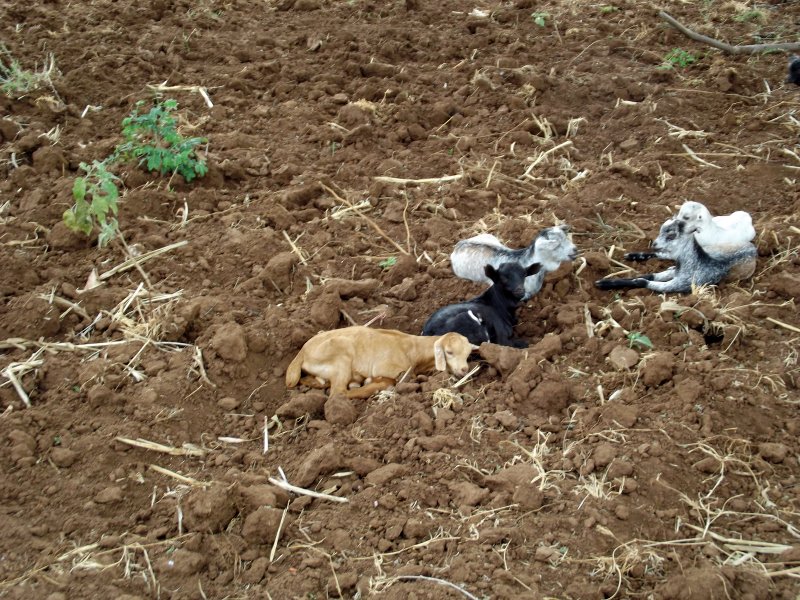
320,183 -> 410,256
659,11 -> 800,54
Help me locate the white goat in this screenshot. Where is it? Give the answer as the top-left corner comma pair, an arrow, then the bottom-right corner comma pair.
450,225 -> 578,301
596,218 -> 757,294
676,201 -> 755,258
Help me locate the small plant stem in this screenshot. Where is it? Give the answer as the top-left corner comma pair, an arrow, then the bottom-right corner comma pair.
116,233 -> 154,290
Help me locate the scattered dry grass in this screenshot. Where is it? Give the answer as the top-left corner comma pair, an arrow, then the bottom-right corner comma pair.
503,432 -> 569,493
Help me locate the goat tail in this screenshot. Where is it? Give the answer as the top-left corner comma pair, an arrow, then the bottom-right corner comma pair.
285,349 -> 304,388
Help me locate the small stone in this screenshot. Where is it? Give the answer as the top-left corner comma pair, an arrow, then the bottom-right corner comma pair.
641,352 -> 675,387
531,333 -> 562,359
448,481 -> 489,507
295,443 -> 344,487
365,463 -> 408,486
758,442 -> 789,463
347,456 -> 382,476
324,394 -> 358,425
137,388 -> 158,404
50,447 -> 77,468
493,410 -> 519,429
217,396 -> 240,411
512,486 -> 544,511
479,343 -> 523,376
619,478 -> 638,494
593,443 -> 617,468
239,484 -> 289,512
46,221 -> 88,250
95,486 -> 123,504
242,556 -> 269,584
211,322 -> 248,362
87,384 -> 114,407
529,379 -> 570,412
8,430 -> 36,451
608,346 -> 639,370
156,549 -> 206,576
607,460 -> 634,479
534,546 -> 555,562
693,457 -> 719,474
276,391 -> 327,419
402,519 -> 430,539
242,506 -> 283,545
183,484 -> 237,533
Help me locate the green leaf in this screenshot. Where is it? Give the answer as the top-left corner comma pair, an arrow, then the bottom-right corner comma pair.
100,179 -> 118,201
90,196 -> 109,217
627,332 -> 654,350
378,257 -> 397,270
98,219 -> 119,248
62,208 -> 77,229
72,177 -> 87,202
532,12 -> 548,26
112,97 -> 209,184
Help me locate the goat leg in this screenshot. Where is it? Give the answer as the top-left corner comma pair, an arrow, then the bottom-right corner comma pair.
643,277 -> 693,294
595,277 -> 652,290
650,267 -> 677,282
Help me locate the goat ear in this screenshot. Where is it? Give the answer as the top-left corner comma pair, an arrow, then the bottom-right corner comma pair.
484,264 -> 498,280
433,338 -> 446,371
526,262 -> 542,276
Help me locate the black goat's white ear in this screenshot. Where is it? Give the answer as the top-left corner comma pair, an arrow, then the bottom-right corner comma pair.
526,262 -> 542,276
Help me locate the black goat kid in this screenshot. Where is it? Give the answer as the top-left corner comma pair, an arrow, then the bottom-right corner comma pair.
422,262 -> 541,348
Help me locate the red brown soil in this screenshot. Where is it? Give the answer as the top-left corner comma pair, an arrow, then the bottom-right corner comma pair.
2,1 -> 800,599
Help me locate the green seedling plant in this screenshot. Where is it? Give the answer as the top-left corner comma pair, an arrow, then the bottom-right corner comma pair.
63,98 -> 209,247
115,98 -> 208,182
734,9 -> 765,23
531,12 -> 549,27
0,44 -> 57,97
627,331 -> 654,350
378,257 -> 397,270
63,160 -> 121,248
659,48 -> 697,70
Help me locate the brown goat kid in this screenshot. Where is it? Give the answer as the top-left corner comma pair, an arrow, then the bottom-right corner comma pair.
285,326 -> 475,399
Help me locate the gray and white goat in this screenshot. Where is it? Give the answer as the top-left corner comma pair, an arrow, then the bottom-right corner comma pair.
676,201 -> 755,258
450,225 -> 578,301
595,218 -> 757,294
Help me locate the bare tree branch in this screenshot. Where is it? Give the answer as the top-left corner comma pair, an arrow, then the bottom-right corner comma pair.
659,11 -> 800,55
